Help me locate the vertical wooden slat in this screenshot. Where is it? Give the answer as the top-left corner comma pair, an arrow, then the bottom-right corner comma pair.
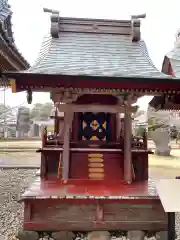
24,202 -> 31,221
96,202 -> 104,222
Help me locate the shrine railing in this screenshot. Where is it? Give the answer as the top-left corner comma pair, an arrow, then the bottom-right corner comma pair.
41,126 -> 148,150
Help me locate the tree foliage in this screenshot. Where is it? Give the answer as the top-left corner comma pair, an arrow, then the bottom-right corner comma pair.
30,102 -> 53,121
134,126 -> 145,137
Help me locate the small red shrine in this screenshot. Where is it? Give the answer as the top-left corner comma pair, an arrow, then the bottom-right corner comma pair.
4,10 -> 180,240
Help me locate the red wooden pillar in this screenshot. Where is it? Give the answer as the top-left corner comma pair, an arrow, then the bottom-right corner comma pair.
124,104 -> 132,183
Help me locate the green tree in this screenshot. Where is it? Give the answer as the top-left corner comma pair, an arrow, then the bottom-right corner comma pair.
30,102 -> 53,121
134,125 -> 145,137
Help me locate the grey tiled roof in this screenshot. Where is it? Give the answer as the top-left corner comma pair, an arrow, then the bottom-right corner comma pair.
0,0 -> 11,21
26,25 -> 168,78
0,0 -> 29,69
165,45 -> 180,76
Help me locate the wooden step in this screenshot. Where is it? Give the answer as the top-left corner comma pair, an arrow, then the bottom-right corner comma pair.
89,173 -> 105,179
88,157 -> 104,163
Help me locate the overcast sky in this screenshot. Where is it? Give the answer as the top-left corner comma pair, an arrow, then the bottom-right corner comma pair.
1,0 -> 180,109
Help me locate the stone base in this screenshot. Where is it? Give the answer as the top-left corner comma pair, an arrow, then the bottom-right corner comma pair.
128,231 -> 145,240
16,230 -> 168,240
87,231 -> 110,240
156,231 -> 167,240
17,231 -> 74,240
16,231 -> 38,240
52,231 -> 74,240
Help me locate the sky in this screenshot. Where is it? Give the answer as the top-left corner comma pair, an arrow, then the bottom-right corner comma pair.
1,0 -> 180,110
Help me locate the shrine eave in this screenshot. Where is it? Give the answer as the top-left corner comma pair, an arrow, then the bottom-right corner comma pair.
149,43 -> 180,110
0,0 -> 29,72
3,71 -> 180,93
149,94 -> 180,111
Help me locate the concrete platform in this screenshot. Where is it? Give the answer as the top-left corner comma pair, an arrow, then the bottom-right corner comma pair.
156,179 -> 180,212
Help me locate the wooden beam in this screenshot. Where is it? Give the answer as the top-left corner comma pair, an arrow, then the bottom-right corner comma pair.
56,104 -> 138,113
42,147 -> 150,152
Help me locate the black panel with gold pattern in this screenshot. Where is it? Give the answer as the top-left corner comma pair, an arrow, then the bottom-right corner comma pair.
78,112 -> 111,141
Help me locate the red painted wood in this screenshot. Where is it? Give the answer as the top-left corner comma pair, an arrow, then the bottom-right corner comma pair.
25,198 -> 161,205
22,178 -> 158,199
103,153 -> 123,180
24,202 -> 31,221
40,150 -> 148,181
96,203 -> 104,222
40,153 -> 47,179
69,152 -> 124,180
75,94 -> 117,105
132,152 -> 148,181
23,198 -> 167,231
70,153 -> 88,179
24,221 -> 167,232
13,73 -> 180,91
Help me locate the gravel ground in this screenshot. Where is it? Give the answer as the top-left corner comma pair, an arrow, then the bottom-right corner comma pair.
0,168 -> 37,240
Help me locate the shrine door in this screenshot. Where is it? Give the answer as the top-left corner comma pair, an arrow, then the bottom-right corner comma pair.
78,112 -> 111,141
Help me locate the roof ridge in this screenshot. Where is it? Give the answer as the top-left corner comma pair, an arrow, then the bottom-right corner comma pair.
0,0 -> 12,20
43,9 -> 145,41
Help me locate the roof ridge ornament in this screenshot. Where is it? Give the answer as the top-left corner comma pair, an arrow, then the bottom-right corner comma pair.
131,13 -> 146,42
43,8 -> 60,38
